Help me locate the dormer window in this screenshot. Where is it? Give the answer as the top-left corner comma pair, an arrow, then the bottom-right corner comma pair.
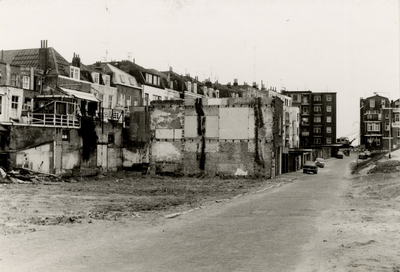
120,75 -> 125,83
370,99 -> 375,108
23,76 -> 30,89
103,75 -> 110,86
129,77 -> 135,85
92,72 -> 99,84
145,73 -> 160,85
70,67 -> 80,80
381,99 -> 385,107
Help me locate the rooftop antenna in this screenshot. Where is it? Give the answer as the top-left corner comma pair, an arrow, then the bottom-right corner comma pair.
253,46 -> 256,82
127,52 -> 132,61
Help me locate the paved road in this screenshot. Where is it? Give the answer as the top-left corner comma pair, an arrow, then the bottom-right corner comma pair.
2,155 -> 352,272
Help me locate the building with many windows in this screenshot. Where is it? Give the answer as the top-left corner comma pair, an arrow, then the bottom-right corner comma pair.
281,90 -> 337,149
360,94 -> 399,152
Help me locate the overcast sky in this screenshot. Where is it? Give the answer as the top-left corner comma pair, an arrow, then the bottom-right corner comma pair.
0,0 -> 398,143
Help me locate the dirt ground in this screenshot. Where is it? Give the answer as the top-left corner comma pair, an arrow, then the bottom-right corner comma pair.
1,151 -> 399,271
0,172 -> 281,235
300,150 -> 400,272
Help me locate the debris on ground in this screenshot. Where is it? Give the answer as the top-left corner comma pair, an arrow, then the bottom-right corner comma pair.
0,167 -> 64,184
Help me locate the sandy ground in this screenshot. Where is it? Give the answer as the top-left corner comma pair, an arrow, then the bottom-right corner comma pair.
299,149 -> 400,271
1,150 -> 399,271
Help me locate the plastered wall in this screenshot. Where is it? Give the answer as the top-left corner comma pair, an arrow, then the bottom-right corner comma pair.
149,97 -> 275,177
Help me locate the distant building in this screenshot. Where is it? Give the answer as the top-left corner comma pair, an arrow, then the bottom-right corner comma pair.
360,94 -> 399,152
281,90 -> 337,150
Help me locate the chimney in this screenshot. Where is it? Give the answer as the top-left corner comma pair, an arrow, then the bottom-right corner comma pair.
169,66 -> 173,72
233,78 -> 238,86
38,40 -> 49,72
195,76 -> 198,81
252,82 -> 257,89
227,82 -> 231,88
72,53 -> 81,68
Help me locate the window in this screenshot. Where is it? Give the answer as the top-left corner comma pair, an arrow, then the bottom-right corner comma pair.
11,96 -> 19,109
146,73 -> 152,84
302,96 -> 308,103
370,99 -> 375,107
70,67 -> 80,80
170,81 -> 174,89
108,95 -> 113,109
23,76 -> 30,89
314,95 -> 321,102
314,127 -> 321,133
119,75 -> 125,83
381,99 -> 385,107
153,95 -> 161,101
395,114 -> 399,122
23,98 -> 32,110
326,95 -> 332,101
103,75 -> 110,86
118,93 -> 125,106
398,130 -> 400,137
108,133 -> 115,144
292,94 -> 299,102
385,123 -> 389,131
145,93 -> 149,106
0,96 -> 2,114
302,106 -> 309,114
385,113 -> 389,119
326,105 -> 332,112
314,138 -> 321,144
326,137 -> 332,144
188,82 -> 192,92
129,77 -> 135,85
126,95 -> 131,107
314,106 -> 321,112
11,74 -> 17,86
314,116 -> 321,123
327,116 -> 332,123
367,123 -> 380,132
92,73 -> 99,84
326,127 -> 332,133
62,130 -> 70,141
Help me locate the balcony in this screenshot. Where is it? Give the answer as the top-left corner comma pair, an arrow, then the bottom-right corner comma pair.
301,121 -> 310,126
103,108 -> 124,123
28,113 -> 80,128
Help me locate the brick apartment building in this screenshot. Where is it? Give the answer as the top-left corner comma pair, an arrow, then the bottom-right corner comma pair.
281,90 -> 337,149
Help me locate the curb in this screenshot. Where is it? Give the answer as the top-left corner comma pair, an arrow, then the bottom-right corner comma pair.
164,179 -> 295,219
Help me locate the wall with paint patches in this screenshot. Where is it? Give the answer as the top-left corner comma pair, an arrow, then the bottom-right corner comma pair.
148,97 -> 275,177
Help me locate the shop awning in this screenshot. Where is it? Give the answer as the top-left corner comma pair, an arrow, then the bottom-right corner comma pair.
59,87 -> 99,102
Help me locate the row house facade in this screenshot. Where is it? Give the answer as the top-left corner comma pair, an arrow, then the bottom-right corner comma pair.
360,95 -> 400,152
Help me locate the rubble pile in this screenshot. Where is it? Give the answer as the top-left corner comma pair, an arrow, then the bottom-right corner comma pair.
0,167 -> 64,184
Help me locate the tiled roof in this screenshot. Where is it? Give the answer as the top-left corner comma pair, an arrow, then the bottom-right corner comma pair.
1,47 -> 70,76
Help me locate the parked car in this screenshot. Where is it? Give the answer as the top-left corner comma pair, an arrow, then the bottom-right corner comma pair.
358,152 -> 367,159
336,151 -> 344,159
315,158 -> 325,168
303,162 -> 318,174
365,150 -> 372,157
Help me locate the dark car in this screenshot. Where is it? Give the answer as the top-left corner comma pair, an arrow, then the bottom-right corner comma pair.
336,151 -> 344,159
315,158 -> 325,168
365,150 -> 372,157
303,162 -> 318,174
358,152 -> 367,159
